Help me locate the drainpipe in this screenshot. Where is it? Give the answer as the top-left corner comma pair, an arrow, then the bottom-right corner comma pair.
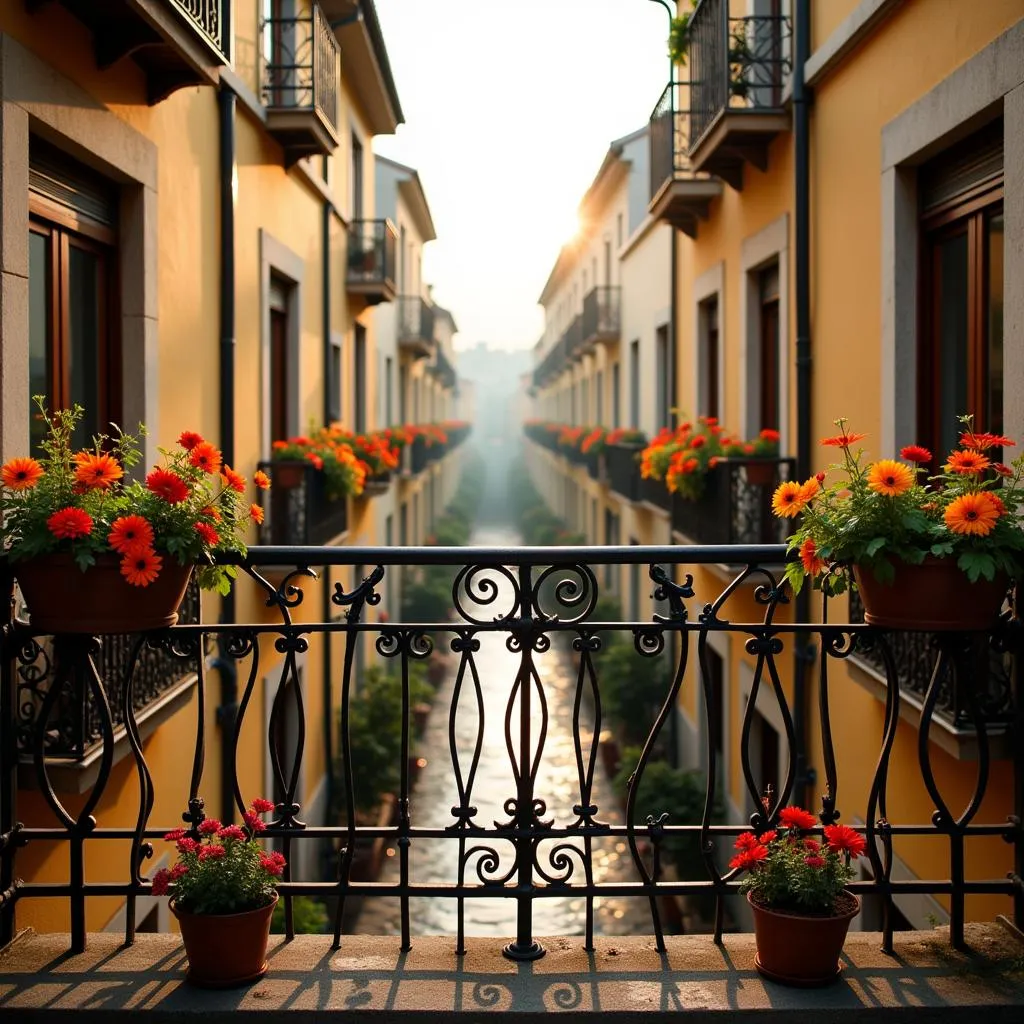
322,162 -> 335,821
213,84 -> 239,825
792,0 -> 814,808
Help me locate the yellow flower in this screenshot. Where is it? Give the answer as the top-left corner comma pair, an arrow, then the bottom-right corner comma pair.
866,459 -> 914,496
772,481 -> 807,519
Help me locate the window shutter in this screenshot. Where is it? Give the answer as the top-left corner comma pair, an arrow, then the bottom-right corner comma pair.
919,121 -> 1003,217
29,139 -> 118,230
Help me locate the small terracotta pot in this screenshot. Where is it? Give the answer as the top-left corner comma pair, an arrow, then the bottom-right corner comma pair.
172,895 -> 277,988
749,890 -> 860,986
742,460 -> 777,487
15,554 -> 193,634
853,556 -> 1008,631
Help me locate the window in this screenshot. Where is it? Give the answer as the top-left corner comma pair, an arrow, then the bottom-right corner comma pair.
351,132 -> 364,221
595,369 -> 604,424
581,378 -> 589,422
629,341 -> 640,429
29,142 -> 119,451
611,362 -> 621,425
655,324 -> 670,429
918,123 -> 1003,458
604,241 -> 611,286
758,264 -> 780,430
384,356 -> 394,425
699,296 -> 720,420
268,274 -> 292,442
399,363 -> 408,422
353,323 -> 367,432
328,338 -> 342,423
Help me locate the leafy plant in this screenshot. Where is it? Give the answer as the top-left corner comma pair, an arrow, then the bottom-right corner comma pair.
271,425 -> 367,500
151,798 -> 282,914
0,398 -> 260,594
271,895 -> 329,934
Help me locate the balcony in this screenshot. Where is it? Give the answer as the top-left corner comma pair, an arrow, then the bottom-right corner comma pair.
606,441 -> 645,502
532,336 -> 567,390
581,286 -> 622,350
671,457 -> 796,547
262,4 -> 340,165
28,0 -> 231,103
564,313 -> 585,363
347,220 -> 398,306
256,459 -> 349,545
429,345 -> 458,391
648,81 -> 723,236
1,545 -> 1020,974
686,0 -> 792,190
397,297 -> 436,360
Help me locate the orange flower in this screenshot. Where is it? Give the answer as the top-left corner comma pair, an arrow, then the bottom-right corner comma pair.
772,481 -> 807,519
72,452 -> 123,491
201,505 -> 222,522
799,538 -> 826,576
47,507 -> 94,539
1,457 -> 43,491
866,459 -> 914,496
146,468 -> 189,503
759,429 -> 781,443
221,466 -> 246,493
820,428 -> 867,448
253,470 -> 271,490
120,548 -> 163,587
798,477 -> 821,503
108,515 -> 155,555
944,492 -> 1000,536
178,431 -> 204,451
249,503 -> 265,525
195,521 -> 219,546
984,492 -> 1007,517
945,449 -> 990,476
189,441 -> 222,475
960,430 -> 1015,451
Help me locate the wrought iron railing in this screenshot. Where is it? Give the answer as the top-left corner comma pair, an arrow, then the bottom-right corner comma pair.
532,335 -> 566,389
688,0 -> 792,149
1,545 -> 1019,959
13,581 -> 201,762
564,314 -> 584,362
261,4 -> 339,134
398,297 -> 436,351
257,460 -> 349,545
430,346 -> 457,391
347,220 -> 397,294
671,458 -> 796,547
170,0 -> 230,57
606,442 -> 645,501
581,286 -> 621,347
649,80 -> 707,199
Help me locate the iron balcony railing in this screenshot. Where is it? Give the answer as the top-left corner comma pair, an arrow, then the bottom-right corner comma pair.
169,0 -> 230,57
532,336 -> 566,389
1,545 -> 1020,958
688,0 -> 792,149
606,441 -> 645,502
398,297 -> 436,355
649,79 -> 704,199
671,458 -> 797,547
261,4 -> 340,135
564,314 -> 584,362
430,346 -> 458,391
581,286 -> 621,348
256,460 -> 349,545
347,220 -> 397,296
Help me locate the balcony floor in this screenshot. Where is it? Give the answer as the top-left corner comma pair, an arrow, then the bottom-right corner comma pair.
0,923 -> 1022,1021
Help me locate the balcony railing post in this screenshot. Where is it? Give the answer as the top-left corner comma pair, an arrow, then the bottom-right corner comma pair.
1014,596 -> 1024,933
0,568 -> 18,949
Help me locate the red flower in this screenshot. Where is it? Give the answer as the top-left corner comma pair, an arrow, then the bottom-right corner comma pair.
243,810 -> 266,833
189,441 -> 222,475
960,430 -> 1015,451
824,823 -> 866,858
72,452 -> 123,491
804,855 -> 826,869
900,445 -> 933,464
177,836 -> 199,855
217,824 -> 247,842
735,832 -> 762,851
195,521 -> 219,547
198,818 -> 222,835
47,507 -> 94,540
120,549 -> 162,587
820,429 -> 867,448
253,470 -> 271,490
994,463 -> 1014,478
162,828 -> 187,841
146,468 -> 189,503
690,434 -> 707,449
778,806 -> 818,831
249,503 -> 264,525
259,852 -> 286,877
221,466 -> 246,493
178,431 -> 204,450
169,863 -> 189,881
250,797 -> 275,813
198,844 -> 226,861
759,830 -> 777,845
108,515 -> 154,555
729,845 -> 769,871
1,457 -> 44,491
151,868 -> 170,896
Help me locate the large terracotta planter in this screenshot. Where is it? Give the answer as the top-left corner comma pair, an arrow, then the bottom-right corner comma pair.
172,895 -> 277,988
15,553 -> 193,634
853,556 -> 1008,631
749,890 -> 860,986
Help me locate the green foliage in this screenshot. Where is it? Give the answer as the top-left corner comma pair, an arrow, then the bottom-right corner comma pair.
597,640 -> 671,748
271,895 -> 329,934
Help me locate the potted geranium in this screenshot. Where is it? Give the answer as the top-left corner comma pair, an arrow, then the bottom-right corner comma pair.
0,399 -> 263,633
270,427 -> 366,500
732,806 -> 865,986
153,797 -> 283,987
774,418 -> 1024,629
350,430 -> 401,496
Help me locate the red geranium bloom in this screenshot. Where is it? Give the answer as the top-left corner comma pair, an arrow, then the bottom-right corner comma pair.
169,863 -> 189,881
146,467 -> 189,503
178,431 -> 204,451
259,852 -> 286,877
176,836 -> 199,855
217,825 -> 247,842
778,806 -> 818,831
900,445 -> 933,464
243,810 -> 265,833
163,828 -> 186,841
735,832 -> 761,851
108,515 -> 154,555
47,507 -> 93,539
824,823 -> 867,858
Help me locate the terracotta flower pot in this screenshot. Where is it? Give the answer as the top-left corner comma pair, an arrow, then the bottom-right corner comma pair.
742,460 -> 777,487
172,894 -> 277,988
15,553 -> 193,634
749,890 -> 860,986
853,556 -> 1008,631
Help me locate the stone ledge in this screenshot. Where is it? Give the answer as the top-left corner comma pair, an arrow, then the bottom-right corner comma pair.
0,923 -> 1022,1022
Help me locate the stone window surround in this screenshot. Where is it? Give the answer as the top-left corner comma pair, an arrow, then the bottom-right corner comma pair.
739,214 -> 790,452
692,262 -> 725,421
0,33 -> 159,463
880,20 -> 1024,453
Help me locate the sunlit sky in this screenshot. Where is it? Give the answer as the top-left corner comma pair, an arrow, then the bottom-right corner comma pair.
372,0 -> 670,352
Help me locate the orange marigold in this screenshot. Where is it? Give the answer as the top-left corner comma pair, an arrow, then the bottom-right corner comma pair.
120,548 -> 163,587
72,452 -> 123,491
945,449 -> 990,476
771,481 -> 807,519
944,492 -> 1000,537
866,459 -> 915,496
47,506 -> 93,539
1,457 -> 43,491
108,515 -> 154,555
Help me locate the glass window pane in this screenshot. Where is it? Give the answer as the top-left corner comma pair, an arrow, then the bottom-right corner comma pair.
29,232 -> 51,451
67,243 -> 102,446
986,213 -> 1004,437
936,232 -> 969,455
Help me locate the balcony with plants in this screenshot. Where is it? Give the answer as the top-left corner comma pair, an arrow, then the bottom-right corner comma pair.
397,297 -> 437,361
261,3 -> 340,164
346,220 -> 398,306
29,0 -> 232,104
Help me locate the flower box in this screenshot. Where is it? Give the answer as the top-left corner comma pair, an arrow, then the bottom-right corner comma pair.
257,460 -> 348,545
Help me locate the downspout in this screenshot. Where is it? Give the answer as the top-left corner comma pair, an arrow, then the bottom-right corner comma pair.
792,0 -> 813,807
322,161 -> 335,821
214,84 -> 239,824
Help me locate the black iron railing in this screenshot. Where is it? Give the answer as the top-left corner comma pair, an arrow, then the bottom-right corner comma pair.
649,80 -> 705,199
606,443 -> 644,501
1,545 -> 1019,959
398,297 -> 436,352
257,460 -> 349,545
170,0 -> 230,56
671,458 -> 796,547
431,346 -> 457,391
581,287 -> 621,347
688,0 -> 792,148
347,220 -> 397,294
533,336 -> 566,389
564,314 -> 584,362
262,4 -> 339,133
